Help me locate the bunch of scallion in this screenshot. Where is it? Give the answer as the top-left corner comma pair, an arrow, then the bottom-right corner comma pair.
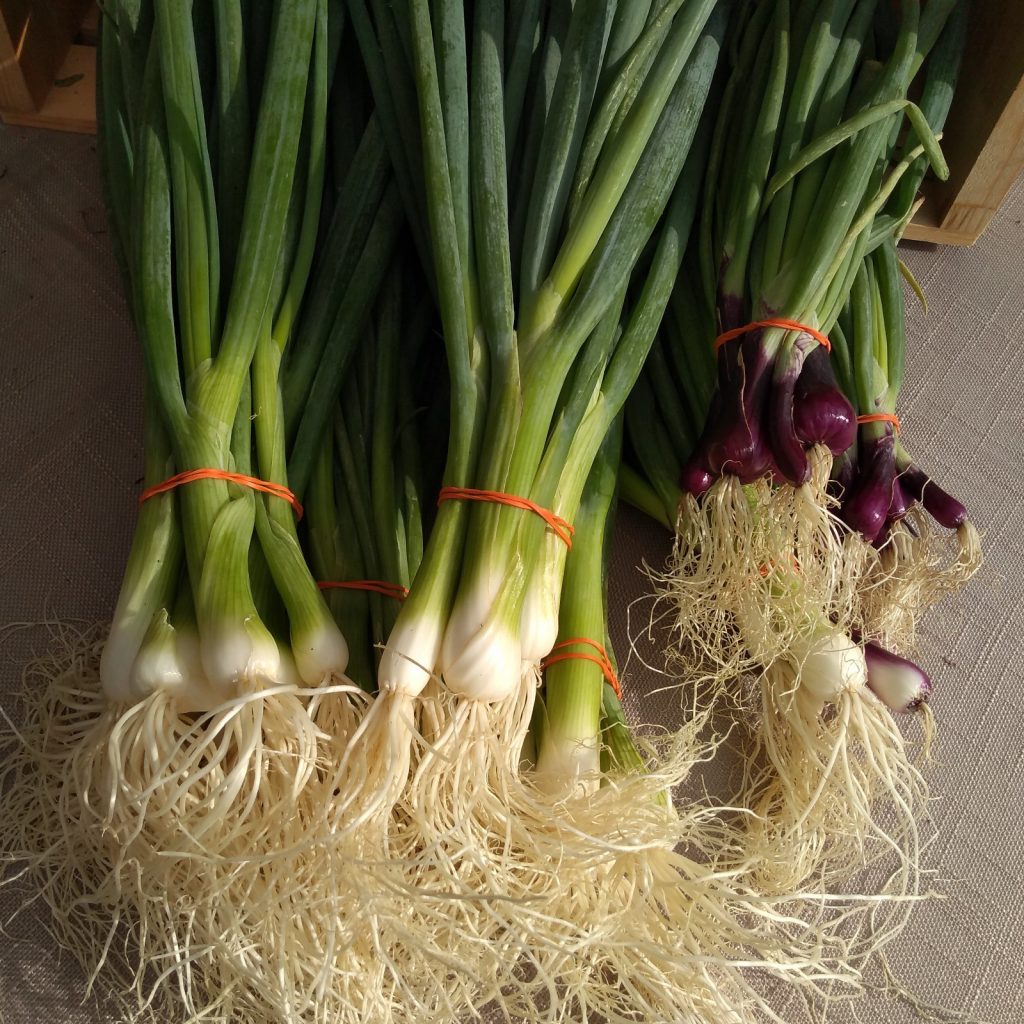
0,3 -> 424,1019
830,237 -> 980,716
827,0 -> 981,665
342,0 -> 729,831
622,0 -> 977,950
619,0 -> 965,895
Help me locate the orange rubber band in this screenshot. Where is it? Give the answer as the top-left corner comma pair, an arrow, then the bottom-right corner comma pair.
437,486 -> 574,548
713,317 -> 831,353
140,468 -> 304,518
542,637 -> 622,699
317,580 -> 409,600
758,556 -> 800,578
857,412 -> 901,432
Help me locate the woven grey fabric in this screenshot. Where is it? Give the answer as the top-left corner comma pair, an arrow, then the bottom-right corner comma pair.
0,122 -> 1021,1024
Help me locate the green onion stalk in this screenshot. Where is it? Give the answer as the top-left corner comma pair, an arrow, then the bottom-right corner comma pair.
230,253 -> 487,1024
500,420 -> 865,1021
305,263 -> 432,695
826,0 -> 981,662
534,427 -> 628,791
342,0 -> 725,806
663,0 -> 957,689
620,0 -> 966,911
0,4 -> 417,1020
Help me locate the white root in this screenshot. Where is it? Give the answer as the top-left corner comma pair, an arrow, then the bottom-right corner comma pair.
378,668 -> 873,1022
0,609 -> 936,1023
652,448 -> 935,983
662,447 -> 872,685
733,662 -> 928,899
0,626 -> 487,1023
859,511 -> 982,650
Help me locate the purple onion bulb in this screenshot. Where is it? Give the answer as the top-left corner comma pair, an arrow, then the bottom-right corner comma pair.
897,462 -> 968,529
864,642 -> 933,712
793,346 -> 857,456
842,432 -> 897,543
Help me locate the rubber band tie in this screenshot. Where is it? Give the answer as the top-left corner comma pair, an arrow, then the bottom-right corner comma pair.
542,637 -> 622,699
857,412 -> 901,432
758,557 -> 800,579
317,580 -> 409,600
437,486 -> 574,548
713,317 -> 831,353
140,468 -> 304,518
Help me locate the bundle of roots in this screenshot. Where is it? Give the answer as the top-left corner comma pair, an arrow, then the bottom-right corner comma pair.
653,451 -> 935,973
1,626 -> 886,1023
858,510 -> 982,650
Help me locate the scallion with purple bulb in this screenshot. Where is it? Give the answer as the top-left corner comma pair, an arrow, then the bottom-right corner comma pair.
623,0 -> 963,906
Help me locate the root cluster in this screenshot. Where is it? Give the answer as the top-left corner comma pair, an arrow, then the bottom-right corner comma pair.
652,456 -> 961,997
859,512 -> 982,649
0,473 -> 980,1022
663,450 -> 871,685
1,628 -> 878,1024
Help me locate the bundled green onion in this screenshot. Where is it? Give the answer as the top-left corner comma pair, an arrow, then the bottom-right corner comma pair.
830,237 -> 980,712
340,0 -> 725,836
671,0 -> 956,672
826,0 -> 981,667
622,0 -> 965,903
0,4 -> 418,1019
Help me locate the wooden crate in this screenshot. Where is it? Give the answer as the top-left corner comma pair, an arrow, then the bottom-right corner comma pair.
0,0 -> 97,134
899,1 -> 1024,246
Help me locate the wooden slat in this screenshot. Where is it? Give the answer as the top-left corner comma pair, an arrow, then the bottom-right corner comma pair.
0,0 -> 37,111
0,0 -> 92,113
907,1 -> 1024,246
1,42 -> 95,133
76,2 -> 99,46
902,205 -> 978,247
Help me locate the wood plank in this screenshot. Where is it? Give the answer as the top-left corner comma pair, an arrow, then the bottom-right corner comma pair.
76,2 -> 99,46
931,2 -> 1024,210
932,72 -> 1024,245
902,216 -> 977,248
903,186 -> 986,247
907,1 -> 1024,246
1,42 -> 95,133
0,0 -> 35,112
0,0 -> 92,113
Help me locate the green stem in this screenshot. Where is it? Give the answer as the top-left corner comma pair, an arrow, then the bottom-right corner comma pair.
618,462 -> 673,530
155,0 -> 219,376
537,420 -> 621,782
100,393 -> 183,697
272,0 -> 329,352
286,187 -> 404,497
201,0 -> 318,426
211,0 -> 250,300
